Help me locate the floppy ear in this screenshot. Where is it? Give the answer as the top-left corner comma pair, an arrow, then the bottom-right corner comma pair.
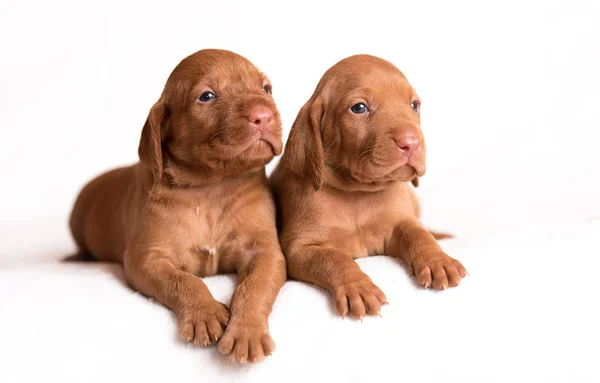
411,177 -> 419,187
283,97 -> 324,190
138,99 -> 169,182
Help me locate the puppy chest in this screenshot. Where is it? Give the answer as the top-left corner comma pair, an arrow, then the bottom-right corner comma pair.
186,244 -> 219,277
170,203 -> 214,271
360,223 -> 395,255
320,201 -> 397,256
181,203 -> 244,276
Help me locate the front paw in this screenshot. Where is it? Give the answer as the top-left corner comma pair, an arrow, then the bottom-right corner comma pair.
332,274 -> 388,320
411,252 -> 467,289
177,300 -> 230,346
218,320 -> 275,363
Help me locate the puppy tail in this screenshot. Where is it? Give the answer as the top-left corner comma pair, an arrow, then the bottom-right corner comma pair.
428,230 -> 454,240
62,250 -> 95,263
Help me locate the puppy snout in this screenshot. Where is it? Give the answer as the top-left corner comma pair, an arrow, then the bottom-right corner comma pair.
248,106 -> 273,131
394,136 -> 421,157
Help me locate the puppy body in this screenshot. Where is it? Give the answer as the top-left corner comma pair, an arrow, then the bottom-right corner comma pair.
272,175 -> 418,259
70,49 -> 285,363
71,164 -> 276,275
271,54 -> 466,320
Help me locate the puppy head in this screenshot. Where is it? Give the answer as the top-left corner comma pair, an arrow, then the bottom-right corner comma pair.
284,54 -> 424,190
139,49 -> 282,184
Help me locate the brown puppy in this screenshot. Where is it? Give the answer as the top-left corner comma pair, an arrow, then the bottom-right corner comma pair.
271,54 -> 467,320
70,49 -> 286,363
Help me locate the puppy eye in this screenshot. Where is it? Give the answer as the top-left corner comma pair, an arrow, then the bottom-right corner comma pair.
199,92 -> 216,102
263,85 -> 272,94
350,103 -> 369,114
411,101 -> 420,112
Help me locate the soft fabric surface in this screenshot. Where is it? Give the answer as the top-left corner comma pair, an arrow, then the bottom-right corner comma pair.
1,217 -> 599,382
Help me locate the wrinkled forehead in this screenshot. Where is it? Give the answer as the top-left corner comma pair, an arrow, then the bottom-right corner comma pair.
320,57 -> 416,104
202,57 -> 265,88
164,52 -> 266,101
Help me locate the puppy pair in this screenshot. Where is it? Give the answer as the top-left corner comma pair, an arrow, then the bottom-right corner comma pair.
69,49 -> 466,363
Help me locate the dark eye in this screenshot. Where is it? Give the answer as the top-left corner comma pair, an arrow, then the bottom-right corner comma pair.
199,92 -> 216,102
350,103 -> 369,114
263,85 -> 272,94
411,101 -> 420,112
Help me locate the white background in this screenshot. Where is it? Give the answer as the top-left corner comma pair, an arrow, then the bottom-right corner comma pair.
1,0 -> 599,382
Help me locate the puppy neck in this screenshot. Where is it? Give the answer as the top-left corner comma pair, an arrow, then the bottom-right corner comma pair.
157,159 -> 265,189
155,144 -> 271,187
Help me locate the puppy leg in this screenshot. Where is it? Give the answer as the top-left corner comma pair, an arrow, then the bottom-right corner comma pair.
287,246 -> 387,320
124,253 -> 230,346
387,219 -> 468,289
218,238 -> 286,363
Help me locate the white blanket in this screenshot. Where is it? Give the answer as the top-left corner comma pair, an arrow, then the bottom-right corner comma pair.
1,217 -> 598,383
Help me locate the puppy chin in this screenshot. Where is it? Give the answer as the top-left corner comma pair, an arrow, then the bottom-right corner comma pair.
385,155 -> 425,180
364,163 -> 420,183
392,164 -> 424,182
238,140 -> 277,165
410,163 -> 426,177
251,139 -> 277,158
258,131 -> 283,156
407,157 -> 426,177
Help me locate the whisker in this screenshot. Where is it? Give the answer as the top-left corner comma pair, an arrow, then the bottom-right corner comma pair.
331,163 -> 344,175
357,147 -> 375,163
208,130 -> 224,145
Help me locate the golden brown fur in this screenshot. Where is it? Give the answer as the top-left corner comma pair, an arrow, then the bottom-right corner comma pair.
271,54 -> 467,319
70,49 -> 286,363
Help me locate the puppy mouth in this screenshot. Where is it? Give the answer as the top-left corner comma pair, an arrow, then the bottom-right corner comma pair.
255,135 -> 277,153
341,152 -> 424,184
394,149 -> 425,177
350,140 -> 425,181
405,160 -> 425,177
396,163 -> 420,179
251,132 -> 279,153
348,164 -> 417,183
239,130 -> 280,157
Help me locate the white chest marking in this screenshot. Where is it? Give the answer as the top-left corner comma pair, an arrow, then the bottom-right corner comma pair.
200,244 -> 216,256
